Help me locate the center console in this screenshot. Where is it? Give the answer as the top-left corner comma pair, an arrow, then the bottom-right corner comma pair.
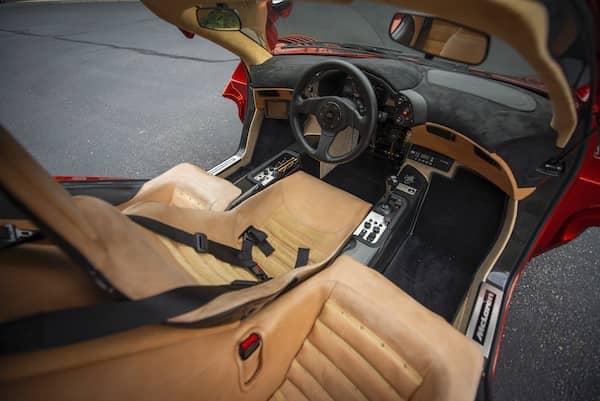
228,151 -> 302,209
342,164 -> 428,266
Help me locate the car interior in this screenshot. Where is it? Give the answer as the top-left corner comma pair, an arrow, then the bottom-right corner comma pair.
0,0 -> 592,400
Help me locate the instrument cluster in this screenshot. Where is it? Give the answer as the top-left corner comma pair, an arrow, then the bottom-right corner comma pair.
340,76 -> 414,129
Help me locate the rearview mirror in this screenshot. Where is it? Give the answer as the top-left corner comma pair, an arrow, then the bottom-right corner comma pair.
196,7 -> 241,31
389,13 -> 489,64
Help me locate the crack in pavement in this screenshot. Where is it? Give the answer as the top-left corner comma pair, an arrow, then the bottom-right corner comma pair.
0,28 -> 239,63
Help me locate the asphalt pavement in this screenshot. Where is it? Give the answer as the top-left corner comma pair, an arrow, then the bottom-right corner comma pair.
0,1 -> 242,178
0,2 -> 598,401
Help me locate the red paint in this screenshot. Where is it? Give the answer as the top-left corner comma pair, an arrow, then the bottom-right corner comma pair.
222,62 -> 249,122
178,28 -> 195,39
390,14 -> 403,33
489,135 -> 600,383
532,135 -> 600,255
266,0 -> 293,50
54,176 -> 125,182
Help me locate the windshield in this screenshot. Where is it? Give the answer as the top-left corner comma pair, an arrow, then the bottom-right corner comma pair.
242,0 -> 540,84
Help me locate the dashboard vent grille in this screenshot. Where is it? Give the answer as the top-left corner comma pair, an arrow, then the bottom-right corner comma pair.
426,125 -> 456,141
259,90 -> 281,98
473,146 -> 501,169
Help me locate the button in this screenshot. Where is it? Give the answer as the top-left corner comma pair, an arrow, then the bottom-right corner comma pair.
364,222 -> 371,229
373,226 -> 381,234
239,333 -> 261,360
358,229 -> 367,237
367,233 -> 376,242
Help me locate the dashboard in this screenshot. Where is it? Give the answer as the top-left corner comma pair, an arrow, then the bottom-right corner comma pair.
250,55 -> 558,192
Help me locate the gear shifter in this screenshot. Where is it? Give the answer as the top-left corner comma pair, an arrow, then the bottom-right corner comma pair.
379,175 -> 399,215
385,175 -> 399,196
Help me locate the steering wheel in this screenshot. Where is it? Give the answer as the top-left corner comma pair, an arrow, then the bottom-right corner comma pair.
289,59 -> 378,164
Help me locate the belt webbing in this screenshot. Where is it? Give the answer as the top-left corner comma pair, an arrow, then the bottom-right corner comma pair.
295,248 -> 310,268
0,281 -> 256,355
128,215 -> 273,281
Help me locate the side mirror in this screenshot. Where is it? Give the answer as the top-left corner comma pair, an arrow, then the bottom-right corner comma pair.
196,7 -> 241,31
389,13 -> 489,64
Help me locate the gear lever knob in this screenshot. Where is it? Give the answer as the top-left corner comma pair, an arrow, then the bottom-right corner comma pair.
385,175 -> 399,196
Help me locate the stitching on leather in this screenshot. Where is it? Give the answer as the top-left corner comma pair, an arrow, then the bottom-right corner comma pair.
284,376 -> 312,401
314,318 -> 408,401
293,357 -> 336,401
324,300 -> 423,386
303,338 -> 369,401
271,388 -> 287,401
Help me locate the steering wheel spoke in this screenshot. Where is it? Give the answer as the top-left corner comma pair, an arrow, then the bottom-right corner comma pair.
346,103 -> 368,130
295,96 -> 322,116
315,131 -> 336,159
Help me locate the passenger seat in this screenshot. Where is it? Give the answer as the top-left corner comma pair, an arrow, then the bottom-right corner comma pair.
0,254 -> 484,401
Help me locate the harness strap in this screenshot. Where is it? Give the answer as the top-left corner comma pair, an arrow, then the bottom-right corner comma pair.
295,248 -> 311,268
0,281 -> 256,355
128,215 -> 273,281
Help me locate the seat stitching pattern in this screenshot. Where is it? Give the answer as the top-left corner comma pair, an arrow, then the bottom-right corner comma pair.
314,318 -> 408,401
324,300 -> 423,386
293,357 -> 336,401
303,338 -> 369,401
285,376 -> 312,401
270,389 -> 287,401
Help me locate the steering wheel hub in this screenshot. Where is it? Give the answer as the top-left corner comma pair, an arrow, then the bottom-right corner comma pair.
318,101 -> 344,130
289,59 -> 378,164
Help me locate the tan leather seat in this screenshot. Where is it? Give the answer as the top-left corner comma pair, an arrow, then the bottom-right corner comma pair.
0,127 -> 483,400
0,127 -> 370,319
118,162 -> 241,211
0,248 -> 483,401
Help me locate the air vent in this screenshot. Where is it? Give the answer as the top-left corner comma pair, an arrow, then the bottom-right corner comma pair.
473,146 -> 501,169
427,125 -> 456,141
259,90 -> 281,98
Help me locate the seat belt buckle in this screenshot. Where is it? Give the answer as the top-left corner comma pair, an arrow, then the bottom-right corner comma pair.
1,224 -> 34,247
193,233 -> 208,253
245,226 -> 267,243
242,227 -> 275,257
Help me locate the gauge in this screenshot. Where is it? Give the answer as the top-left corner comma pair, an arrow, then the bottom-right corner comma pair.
391,93 -> 414,127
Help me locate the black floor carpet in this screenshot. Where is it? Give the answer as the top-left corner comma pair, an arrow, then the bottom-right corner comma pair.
383,169 -> 507,321
321,153 -> 398,204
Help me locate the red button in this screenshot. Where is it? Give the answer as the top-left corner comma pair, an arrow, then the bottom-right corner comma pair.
239,333 -> 261,360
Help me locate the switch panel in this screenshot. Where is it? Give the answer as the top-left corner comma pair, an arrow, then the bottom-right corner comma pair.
353,211 -> 387,245
250,152 -> 300,187
253,167 -> 278,186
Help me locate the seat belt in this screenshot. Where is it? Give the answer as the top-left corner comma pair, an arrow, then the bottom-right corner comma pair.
128,215 -> 273,281
0,281 -> 257,355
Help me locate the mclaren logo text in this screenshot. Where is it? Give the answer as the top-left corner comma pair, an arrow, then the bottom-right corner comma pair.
474,290 -> 496,345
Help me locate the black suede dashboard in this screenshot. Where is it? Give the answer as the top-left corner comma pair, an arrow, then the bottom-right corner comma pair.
250,55 -> 559,188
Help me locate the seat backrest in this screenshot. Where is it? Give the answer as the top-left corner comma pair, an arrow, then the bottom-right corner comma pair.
0,255 -> 483,401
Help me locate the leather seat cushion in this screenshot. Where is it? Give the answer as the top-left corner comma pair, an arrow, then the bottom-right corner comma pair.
118,163 -> 242,211
53,171 -> 369,323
